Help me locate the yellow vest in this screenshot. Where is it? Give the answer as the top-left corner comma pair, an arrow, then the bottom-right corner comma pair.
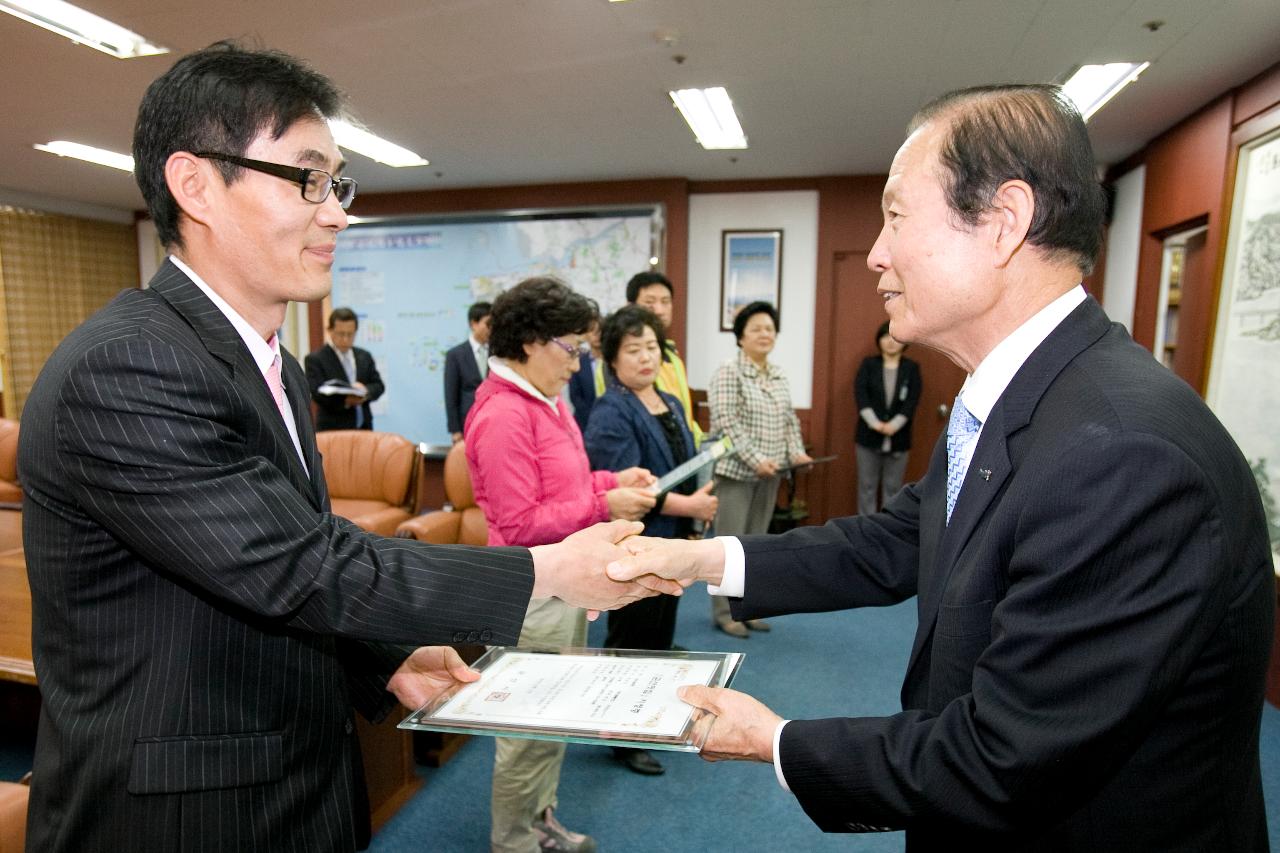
655,342 -> 704,444
592,358 -> 606,397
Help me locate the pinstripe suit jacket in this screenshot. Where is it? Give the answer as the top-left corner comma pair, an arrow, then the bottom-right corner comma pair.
733,298 -> 1274,851
18,260 -> 534,852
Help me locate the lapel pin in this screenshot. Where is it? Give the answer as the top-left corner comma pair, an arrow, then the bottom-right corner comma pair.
979,468 -> 992,481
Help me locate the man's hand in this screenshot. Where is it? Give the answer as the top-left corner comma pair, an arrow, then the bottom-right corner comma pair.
790,452 -> 815,467
343,395 -> 364,409
754,458 -> 779,478
607,535 -> 725,590
529,520 -> 683,613
606,487 -> 657,521
386,646 -> 480,710
616,466 -> 657,489
678,685 -> 782,763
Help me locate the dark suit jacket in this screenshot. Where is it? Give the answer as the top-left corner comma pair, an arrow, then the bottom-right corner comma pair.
305,343 -> 385,431
583,386 -> 695,539
734,298 -> 1274,851
568,353 -> 602,434
442,340 -> 484,435
854,354 -> 922,452
18,260 -> 533,852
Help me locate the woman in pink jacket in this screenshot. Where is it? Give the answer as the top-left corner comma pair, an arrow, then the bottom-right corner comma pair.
465,277 -> 655,853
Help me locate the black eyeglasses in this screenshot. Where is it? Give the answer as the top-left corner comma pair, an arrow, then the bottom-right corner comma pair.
195,152 -> 358,209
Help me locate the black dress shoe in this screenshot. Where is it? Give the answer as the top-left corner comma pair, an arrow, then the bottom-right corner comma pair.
613,747 -> 665,776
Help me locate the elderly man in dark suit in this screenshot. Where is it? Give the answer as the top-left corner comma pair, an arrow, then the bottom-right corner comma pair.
611,84 -> 1274,851
305,306 -> 385,431
443,301 -> 492,443
17,42 -> 665,853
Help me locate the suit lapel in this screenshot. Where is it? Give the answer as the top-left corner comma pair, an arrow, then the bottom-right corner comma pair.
902,297 -> 1114,692
148,260 -> 321,506
903,433 -> 950,681
282,351 -> 327,508
463,345 -> 482,386
320,346 -> 346,382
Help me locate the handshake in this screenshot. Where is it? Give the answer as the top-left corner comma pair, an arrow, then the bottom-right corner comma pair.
528,521 -> 727,615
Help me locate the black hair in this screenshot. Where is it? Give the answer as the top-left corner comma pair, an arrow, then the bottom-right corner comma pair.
488,277 -> 596,363
328,307 -> 357,328
133,40 -> 344,249
467,302 -> 493,324
873,320 -> 908,352
909,84 -> 1107,274
625,271 -> 674,303
600,305 -> 665,373
732,301 -> 779,345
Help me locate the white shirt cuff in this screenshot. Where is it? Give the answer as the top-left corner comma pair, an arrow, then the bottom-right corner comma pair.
773,719 -> 791,792
707,536 -> 745,598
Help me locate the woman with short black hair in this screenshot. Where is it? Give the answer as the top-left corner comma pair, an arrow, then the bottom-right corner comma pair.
854,321 -> 922,515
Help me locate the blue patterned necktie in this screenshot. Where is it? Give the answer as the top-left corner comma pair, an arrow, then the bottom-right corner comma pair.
945,395 -> 982,524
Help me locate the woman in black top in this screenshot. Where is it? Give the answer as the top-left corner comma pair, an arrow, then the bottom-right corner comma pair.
854,321 -> 922,515
584,305 -> 717,776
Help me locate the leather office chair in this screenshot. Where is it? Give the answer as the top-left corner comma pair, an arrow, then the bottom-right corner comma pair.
0,774 -> 30,853
394,441 -> 488,767
0,419 -> 21,509
394,441 -> 488,545
315,430 -> 417,536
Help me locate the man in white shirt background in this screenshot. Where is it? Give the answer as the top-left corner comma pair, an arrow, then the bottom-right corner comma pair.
305,305 -> 386,430
443,300 -> 493,443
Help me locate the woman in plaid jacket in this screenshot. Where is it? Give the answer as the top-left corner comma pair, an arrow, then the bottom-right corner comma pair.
707,301 -> 811,637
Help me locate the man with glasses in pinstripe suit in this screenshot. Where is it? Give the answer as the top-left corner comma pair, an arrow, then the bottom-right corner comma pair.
17,41 -> 665,853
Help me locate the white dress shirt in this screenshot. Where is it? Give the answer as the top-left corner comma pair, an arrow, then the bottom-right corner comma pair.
714,285 -> 1088,791
169,256 -> 308,471
470,334 -> 489,377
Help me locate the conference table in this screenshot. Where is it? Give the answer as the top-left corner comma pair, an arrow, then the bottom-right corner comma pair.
0,509 -> 420,830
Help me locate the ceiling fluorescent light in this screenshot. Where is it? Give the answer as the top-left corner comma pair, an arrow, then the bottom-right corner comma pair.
0,0 -> 168,59
1061,62 -> 1150,121
330,119 -> 429,168
34,140 -> 133,172
669,87 -> 748,150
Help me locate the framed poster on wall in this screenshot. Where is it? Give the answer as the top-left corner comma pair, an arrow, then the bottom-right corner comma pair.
720,229 -> 782,331
1205,111 -> 1280,574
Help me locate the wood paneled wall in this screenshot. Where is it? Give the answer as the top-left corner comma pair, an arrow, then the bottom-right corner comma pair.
1118,61 -> 1280,395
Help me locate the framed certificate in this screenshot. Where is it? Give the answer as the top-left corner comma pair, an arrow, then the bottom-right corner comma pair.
399,646 -> 744,752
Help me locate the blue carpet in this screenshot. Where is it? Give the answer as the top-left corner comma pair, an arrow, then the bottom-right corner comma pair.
371,584 -> 913,852
370,584 -> 1280,852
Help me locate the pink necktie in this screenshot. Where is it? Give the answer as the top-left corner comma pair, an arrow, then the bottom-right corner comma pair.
265,335 -> 290,421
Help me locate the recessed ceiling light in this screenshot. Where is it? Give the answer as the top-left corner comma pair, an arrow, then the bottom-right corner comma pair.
329,119 -> 429,168
33,140 -> 133,172
669,87 -> 748,150
1061,62 -> 1150,121
0,0 -> 168,59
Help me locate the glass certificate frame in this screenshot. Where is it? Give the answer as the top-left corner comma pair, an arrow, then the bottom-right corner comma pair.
398,646 -> 744,752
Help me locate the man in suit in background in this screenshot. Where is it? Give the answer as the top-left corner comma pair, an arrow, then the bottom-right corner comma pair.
306,306 -> 385,431
567,310 -> 604,434
18,42 -> 666,853
611,84 -> 1274,850
443,301 -> 491,443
